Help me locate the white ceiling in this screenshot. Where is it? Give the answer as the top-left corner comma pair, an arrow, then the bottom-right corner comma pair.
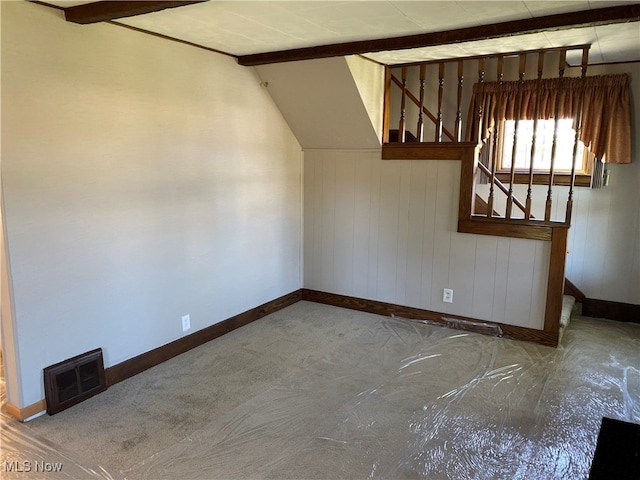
45,1 -> 640,65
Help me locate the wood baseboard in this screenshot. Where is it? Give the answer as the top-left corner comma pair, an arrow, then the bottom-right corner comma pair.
564,278 -> 586,303
582,298 -> 640,324
5,399 -> 47,422
301,289 -> 558,347
9,290 -> 302,420
560,278 -> 638,323
10,286 -> 571,421
106,290 -> 302,386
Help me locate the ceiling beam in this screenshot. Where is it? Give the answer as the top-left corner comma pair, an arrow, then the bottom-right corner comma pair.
64,1 -> 207,25
238,3 -> 640,66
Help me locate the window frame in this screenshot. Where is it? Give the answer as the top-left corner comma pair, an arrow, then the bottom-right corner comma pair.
494,118 -> 593,186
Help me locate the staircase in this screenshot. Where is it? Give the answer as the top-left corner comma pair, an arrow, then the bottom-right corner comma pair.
381,45 -> 593,347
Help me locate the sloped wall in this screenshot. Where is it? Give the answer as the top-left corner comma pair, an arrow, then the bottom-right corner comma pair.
256,57 -> 382,149
345,56 -> 386,143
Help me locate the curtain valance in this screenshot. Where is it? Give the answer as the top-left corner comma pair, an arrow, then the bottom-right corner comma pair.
467,74 -> 631,164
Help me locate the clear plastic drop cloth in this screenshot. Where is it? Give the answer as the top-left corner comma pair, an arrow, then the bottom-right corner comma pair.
0,354 -> 121,479
0,411 -> 123,479
125,313 -> 639,480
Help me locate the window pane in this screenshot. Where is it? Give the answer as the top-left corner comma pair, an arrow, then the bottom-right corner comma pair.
502,119 -> 584,172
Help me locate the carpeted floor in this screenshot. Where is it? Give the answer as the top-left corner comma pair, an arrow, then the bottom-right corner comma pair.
2,301 -> 639,479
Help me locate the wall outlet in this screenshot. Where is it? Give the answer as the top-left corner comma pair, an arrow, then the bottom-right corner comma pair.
181,314 -> 191,332
443,288 -> 454,303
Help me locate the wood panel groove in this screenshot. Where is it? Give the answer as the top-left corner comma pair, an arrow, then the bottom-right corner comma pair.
302,289 -> 558,347
304,152 -> 555,345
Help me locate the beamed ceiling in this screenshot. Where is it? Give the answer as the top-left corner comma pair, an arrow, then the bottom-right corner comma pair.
40,1 -> 640,66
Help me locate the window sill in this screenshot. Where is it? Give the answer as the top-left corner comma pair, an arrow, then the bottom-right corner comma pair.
495,172 -> 591,187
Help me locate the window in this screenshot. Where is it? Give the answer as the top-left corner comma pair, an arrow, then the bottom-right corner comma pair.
500,119 -> 588,174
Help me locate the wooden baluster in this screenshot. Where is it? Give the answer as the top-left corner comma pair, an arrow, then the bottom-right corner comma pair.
399,66 -> 407,143
455,60 -> 464,142
506,54 -> 526,219
382,67 -> 392,145
566,47 -> 589,225
526,52 -> 545,219
487,56 -> 504,218
417,65 -> 426,142
545,49 -> 566,221
435,62 -> 445,142
475,58 -> 486,146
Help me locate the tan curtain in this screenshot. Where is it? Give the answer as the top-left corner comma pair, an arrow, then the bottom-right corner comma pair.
467,74 -> 631,164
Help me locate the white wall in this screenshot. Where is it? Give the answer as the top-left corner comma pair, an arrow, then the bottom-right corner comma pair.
256,57 -> 381,149
565,161 -> 640,303
565,62 -> 640,304
1,2 -> 302,408
345,55 -> 386,143
475,62 -> 640,304
304,151 -> 550,330
1,198 -> 21,408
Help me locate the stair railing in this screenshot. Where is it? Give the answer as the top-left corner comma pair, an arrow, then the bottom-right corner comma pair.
383,45 -> 590,227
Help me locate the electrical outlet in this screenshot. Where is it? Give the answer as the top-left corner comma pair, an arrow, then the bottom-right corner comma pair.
181,314 -> 191,332
443,288 -> 454,303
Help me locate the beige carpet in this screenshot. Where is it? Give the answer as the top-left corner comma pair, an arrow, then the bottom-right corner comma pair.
3,301 -> 640,479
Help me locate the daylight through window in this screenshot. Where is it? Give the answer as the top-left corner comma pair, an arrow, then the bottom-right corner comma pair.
500,119 -> 586,172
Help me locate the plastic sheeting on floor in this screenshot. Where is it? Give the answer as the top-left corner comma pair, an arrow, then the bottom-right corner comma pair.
1,411 -> 122,479
125,314 -> 639,480
2,307 -> 639,479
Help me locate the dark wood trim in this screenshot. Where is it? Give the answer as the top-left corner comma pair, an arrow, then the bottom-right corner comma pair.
302,289 -> 558,347
382,142 -> 476,161
456,142 -> 569,246
28,1 -> 64,10
237,5 -> 640,66
458,218 -> 554,241
582,298 -> 640,324
544,227 -> 568,333
64,1 -> 207,25
105,290 -> 301,386
495,172 -> 592,187
382,67 -> 392,145
564,278 -> 586,302
28,1 -> 235,58
458,146 -> 478,222
107,20 -> 236,58
470,215 -> 568,230
389,73 -> 457,142
474,194 -> 500,217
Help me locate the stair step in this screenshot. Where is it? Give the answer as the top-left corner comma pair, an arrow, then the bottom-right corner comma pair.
559,295 -> 576,344
561,295 -> 576,328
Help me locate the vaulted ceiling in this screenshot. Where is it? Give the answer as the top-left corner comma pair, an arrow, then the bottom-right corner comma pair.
43,1 -> 640,66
